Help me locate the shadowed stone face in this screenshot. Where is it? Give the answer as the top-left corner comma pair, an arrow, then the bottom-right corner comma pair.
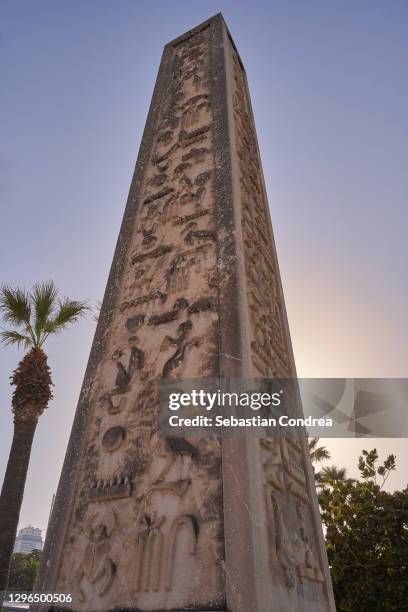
37,14 -> 335,612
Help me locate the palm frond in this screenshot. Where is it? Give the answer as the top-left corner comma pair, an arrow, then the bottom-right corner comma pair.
31,280 -> 58,339
315,465 -> 353,488
0,330 -> 33,349
309,437 -> 331,464
1,282 -> 89,350
0,285 -> 31,327
311,447 -> 331,462
309,437 -> 319,451
320,465 -> 347,481
43,298 -> 89,337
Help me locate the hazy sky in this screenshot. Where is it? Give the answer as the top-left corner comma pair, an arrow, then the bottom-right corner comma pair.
1,1 -> 407,536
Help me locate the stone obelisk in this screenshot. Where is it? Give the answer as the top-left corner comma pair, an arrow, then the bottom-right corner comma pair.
37,14 -> 335,612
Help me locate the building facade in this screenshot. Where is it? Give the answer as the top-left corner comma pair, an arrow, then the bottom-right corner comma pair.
14,525 -> 43,555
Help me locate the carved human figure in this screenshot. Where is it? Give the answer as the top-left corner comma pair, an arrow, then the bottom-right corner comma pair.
160,320 -> 199,378
99,326 -> 147,414
129,267 -> 154,299
112,335 -> 144,390
76,510 -> 117,602
165,255 -> 190,294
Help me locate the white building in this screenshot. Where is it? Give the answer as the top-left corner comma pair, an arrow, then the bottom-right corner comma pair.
13,525 -> 43,555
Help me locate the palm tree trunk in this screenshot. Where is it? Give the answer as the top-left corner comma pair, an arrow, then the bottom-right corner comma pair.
0,417 -> 37,592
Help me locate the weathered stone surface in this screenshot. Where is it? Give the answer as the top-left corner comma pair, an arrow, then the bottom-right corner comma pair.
36,14 -> 336,612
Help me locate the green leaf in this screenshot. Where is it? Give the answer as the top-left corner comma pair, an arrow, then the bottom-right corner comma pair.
0,285 -> 31,327
40,297 -> 89,344
0,329 -> 33,349
319,449 -> 408,610
0,282 -> 89,350
31,280 -> 58,340
309,437 -> 331,464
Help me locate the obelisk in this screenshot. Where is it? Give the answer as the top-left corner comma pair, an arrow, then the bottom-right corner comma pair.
36,14 -> 336,612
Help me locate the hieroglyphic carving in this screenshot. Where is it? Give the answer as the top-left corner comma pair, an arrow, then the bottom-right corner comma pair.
101,426 -> 126,453
295,503 -> 324,584
132,511 -> 199,594
130,430 -> 199,596
99,390 -> 128,415
260,439 -> 284,491
261,438 -> 324,588
54,23 -> 222,609
165,514 -> 199,590
281,437 -> 310,505
183,222 -> 216,245
111,336 -> 144,390
148,298 -> 189,326
120,290 -> 167,314
75,510 -> 117,602
134,512 -> 165,593
165,243 -> 213,294
125,313 -> 145,332
231,53 -> 291,378
131,245 -> 173,266
160,320 -> 200,378
89,475 -> 132,501
154,436 -> 197,483
265,490 -> 297,588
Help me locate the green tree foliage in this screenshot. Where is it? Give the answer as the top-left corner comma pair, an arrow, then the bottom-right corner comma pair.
8,550 -> 41,591
308,437 -> 331,465
316,465 -> 356,489
318,449 -> 408,612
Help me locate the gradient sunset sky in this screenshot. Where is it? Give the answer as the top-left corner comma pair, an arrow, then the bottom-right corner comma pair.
1,0 -> 407,535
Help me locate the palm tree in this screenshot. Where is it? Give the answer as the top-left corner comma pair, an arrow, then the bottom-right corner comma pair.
0,282 -> 88,591
315,465 -> 355,489
308,437 -> 331,465
315,465 -> 347,486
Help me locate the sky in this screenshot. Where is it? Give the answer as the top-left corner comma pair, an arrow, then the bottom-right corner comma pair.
1,0 -> 407,536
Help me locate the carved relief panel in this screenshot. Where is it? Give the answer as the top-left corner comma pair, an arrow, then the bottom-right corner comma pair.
260,438 -> 325,596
